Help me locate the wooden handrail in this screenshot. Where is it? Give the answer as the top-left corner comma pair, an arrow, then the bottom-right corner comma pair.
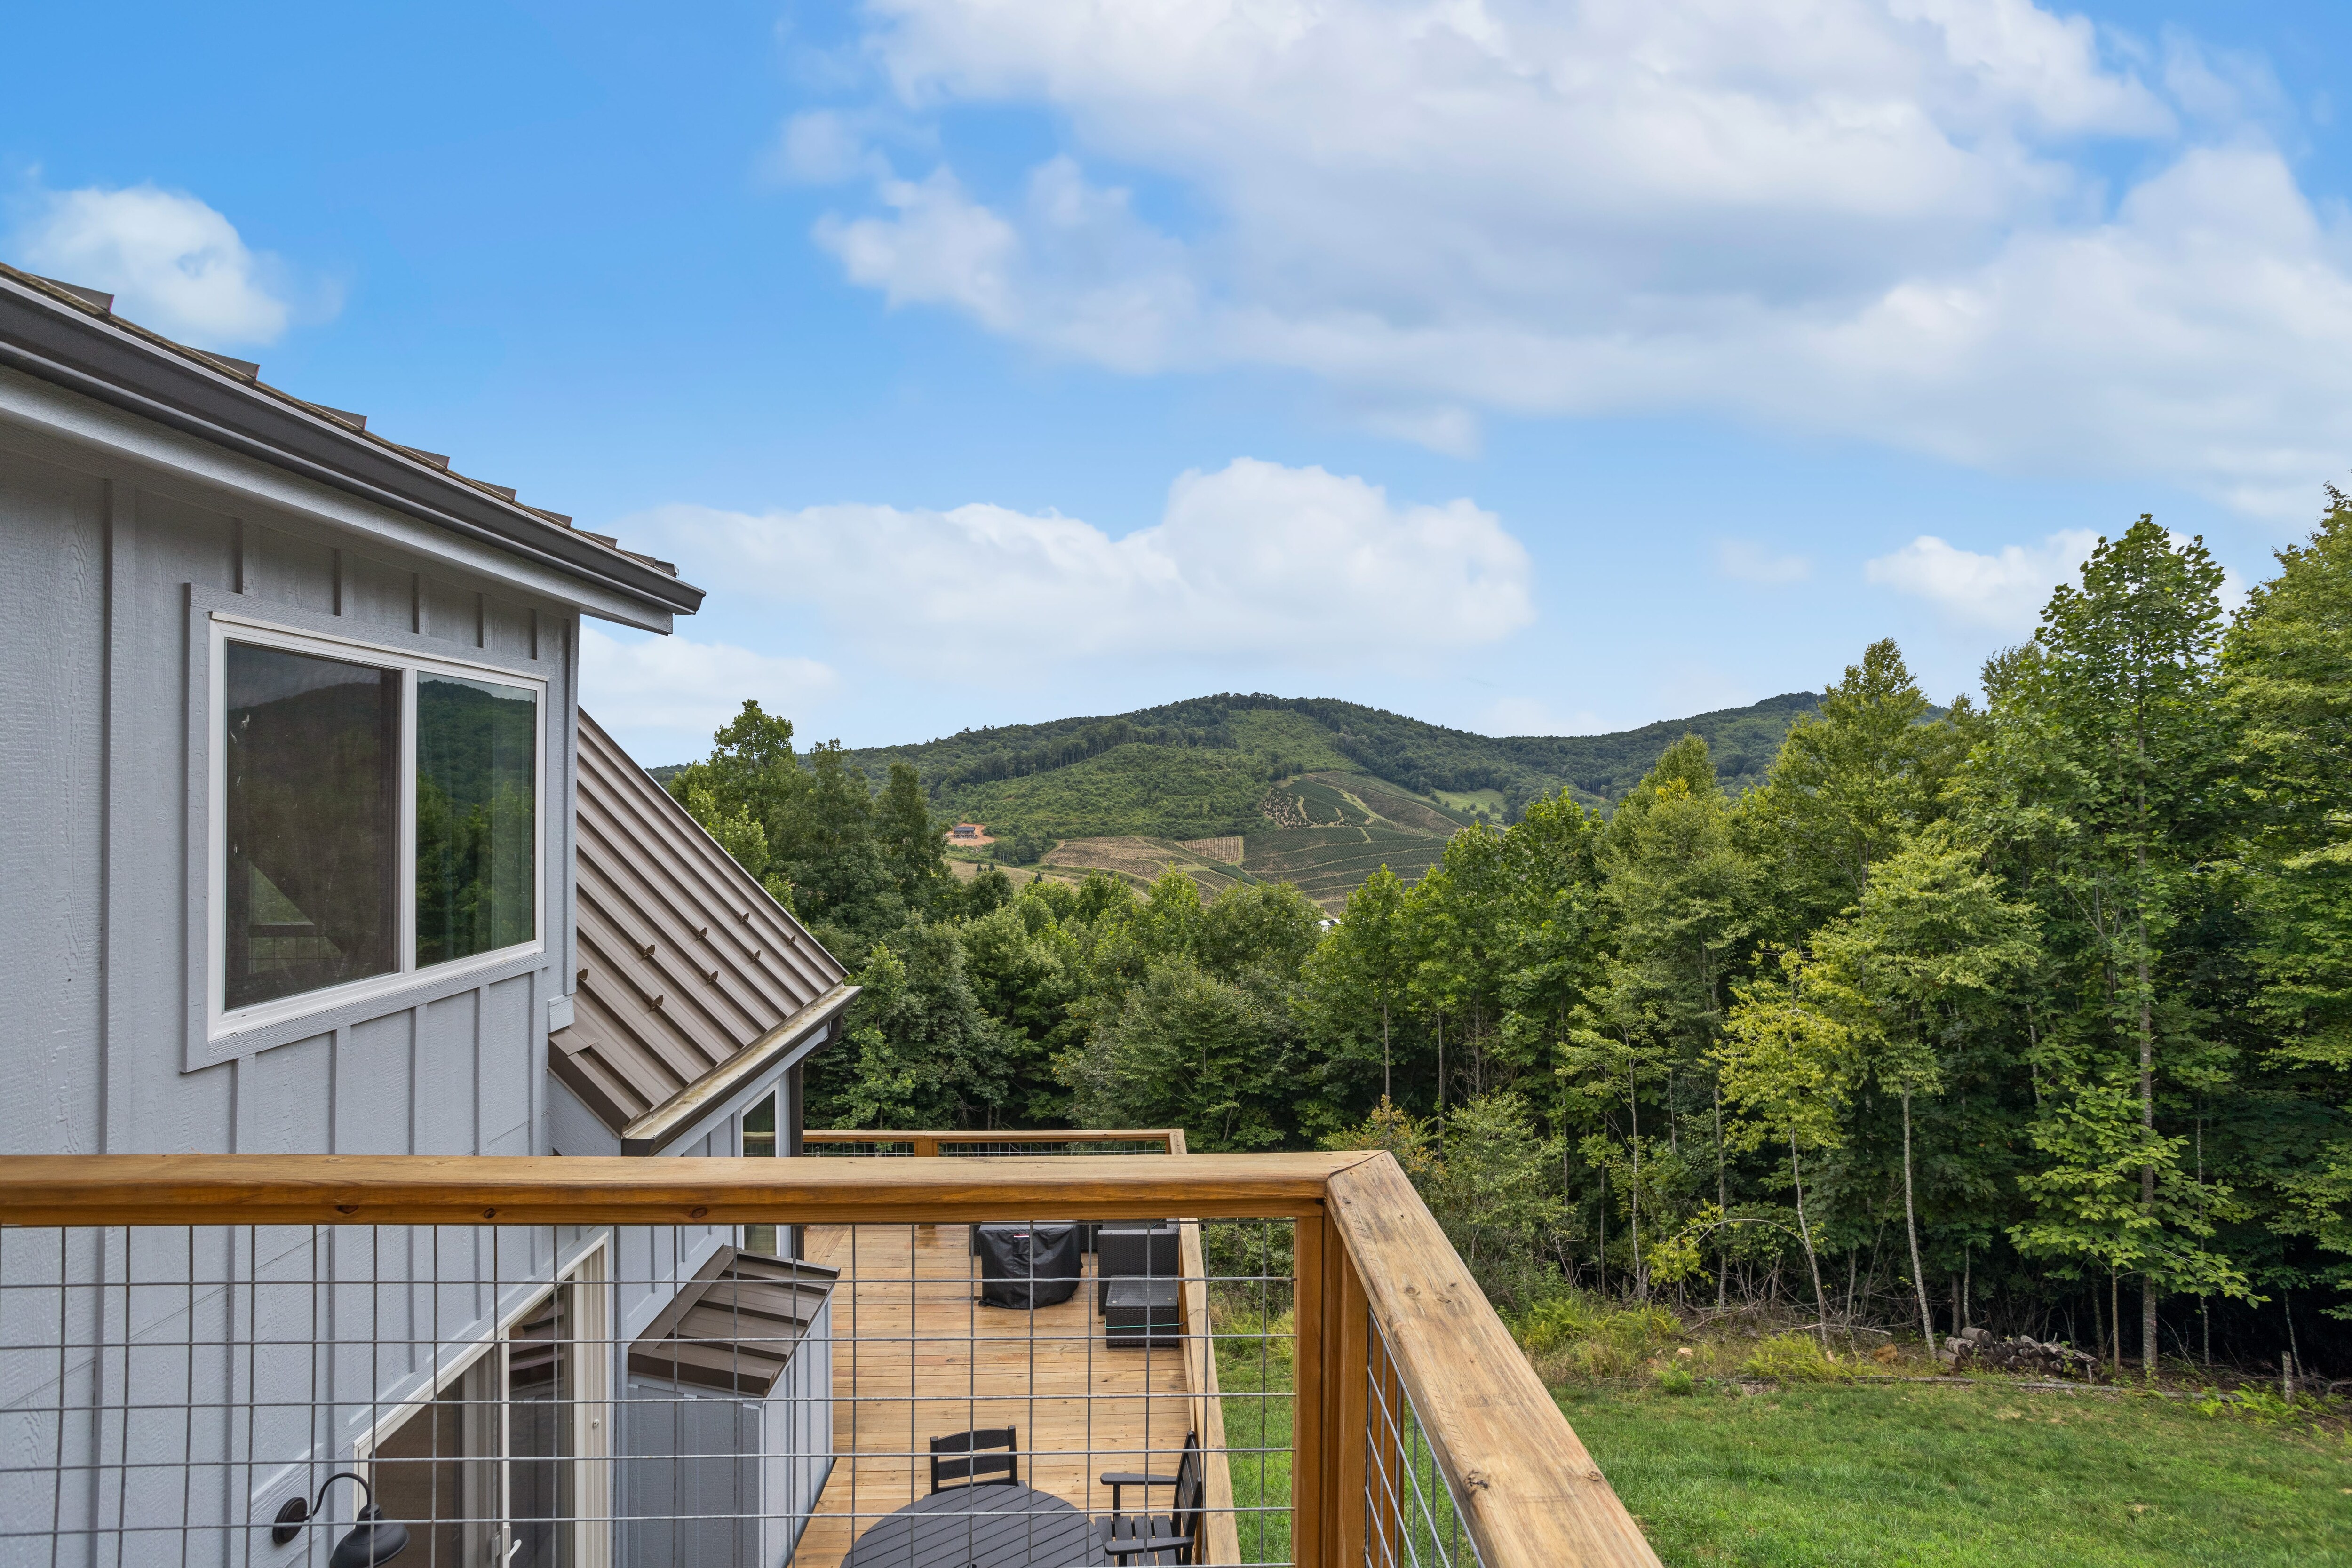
0,1152 -> 1351,1226
1324,1154 -> 1663,1568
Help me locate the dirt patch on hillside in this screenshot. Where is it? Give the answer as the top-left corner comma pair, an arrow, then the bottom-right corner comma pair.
1176,836 -> 1245,864
947,857 -> 1081,890
1045,836 -> 1251,895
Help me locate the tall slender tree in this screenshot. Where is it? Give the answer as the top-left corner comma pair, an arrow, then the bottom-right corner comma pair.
1973,518 -> 2230,1379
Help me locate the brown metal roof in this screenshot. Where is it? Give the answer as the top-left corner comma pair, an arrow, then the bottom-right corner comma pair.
628,1246 -> 839,1397
555,710 -> 854,1153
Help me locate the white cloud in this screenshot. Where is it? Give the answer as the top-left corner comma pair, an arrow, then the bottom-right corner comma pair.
11,182 -> 309,347
794,0 -> 2352,507
636,457 -> 1532,675
1715,540 -> 1814,586
1867,521 -> 2252,631
580,625 -> 839,749
764,111 -> 878,184
817,157 -> 1200,374
1864,528 -> 2097,629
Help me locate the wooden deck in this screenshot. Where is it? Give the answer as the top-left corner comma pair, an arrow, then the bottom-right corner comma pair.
790,1223 -> 1223,1567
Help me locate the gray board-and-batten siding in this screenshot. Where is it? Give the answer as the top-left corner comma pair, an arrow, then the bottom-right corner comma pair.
0,366 -> 581,1160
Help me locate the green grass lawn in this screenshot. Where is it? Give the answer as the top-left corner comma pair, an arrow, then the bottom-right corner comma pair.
1219,1345 -> 1295,1567
1560,1381 -> 2352,1568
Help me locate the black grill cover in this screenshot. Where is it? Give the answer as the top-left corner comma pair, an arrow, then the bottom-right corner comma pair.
975,1223 -> 1082,1309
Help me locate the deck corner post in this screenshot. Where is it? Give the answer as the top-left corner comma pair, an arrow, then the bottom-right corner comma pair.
1292,1204 -> 1330,1566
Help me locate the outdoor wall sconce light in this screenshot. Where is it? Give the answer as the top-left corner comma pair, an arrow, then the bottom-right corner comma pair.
270,1472 -> 411,1566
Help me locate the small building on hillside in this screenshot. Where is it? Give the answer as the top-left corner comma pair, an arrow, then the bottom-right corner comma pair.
947,822 -> 993,844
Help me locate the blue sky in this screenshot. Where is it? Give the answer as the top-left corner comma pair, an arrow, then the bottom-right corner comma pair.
9,0 -> 2350,766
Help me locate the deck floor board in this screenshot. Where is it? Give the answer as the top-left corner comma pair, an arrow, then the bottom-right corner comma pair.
791,1224 -> 1199,1568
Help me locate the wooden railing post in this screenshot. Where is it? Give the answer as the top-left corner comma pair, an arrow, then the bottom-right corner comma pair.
1293,1205 -> 1371,1567
1292,1206 -> 1330,1567
1328,1241 -> 1372,1567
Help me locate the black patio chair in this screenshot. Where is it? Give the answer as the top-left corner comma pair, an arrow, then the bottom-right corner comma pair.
1096,1431 -> 1201,1565
930,1425 -> 1019,1493
1094,1221 -> 1180,1314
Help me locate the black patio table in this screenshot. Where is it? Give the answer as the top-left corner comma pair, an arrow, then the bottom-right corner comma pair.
839,1482 -> 1104,1568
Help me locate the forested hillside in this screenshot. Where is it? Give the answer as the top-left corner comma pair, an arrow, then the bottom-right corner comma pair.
825,690 -> 1826,835
660,498 -> 2352,1382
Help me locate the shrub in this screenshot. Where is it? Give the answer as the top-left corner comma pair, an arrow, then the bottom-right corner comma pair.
1422,1093 -> 1569,1312
1512,1291 -> 1681,1381
1657,1365 -> 1696,1396
1742,1333 -> 1851,1383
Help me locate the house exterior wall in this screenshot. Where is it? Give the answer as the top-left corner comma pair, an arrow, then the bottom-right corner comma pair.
0,368 -> 586,1161
0,369 -> 623,1559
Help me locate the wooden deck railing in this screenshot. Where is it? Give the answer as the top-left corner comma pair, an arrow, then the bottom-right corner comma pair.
0,1150 -> 1659,1568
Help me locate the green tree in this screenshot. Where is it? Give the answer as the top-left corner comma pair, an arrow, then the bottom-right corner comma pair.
1496,789 -> 1611,1074
1303,865 -> 1414,1101
1748,638 -> 1967,935
1810,820 -> 2041,1346
1564,737 -> 1755,1299
816,923 -> 1009,1128
1067,958 -> 1295,1149
1971,517 -> 2229,1378
1408,825 -> 1515,1104
1422,1092 -> 1568,1311
774,741 -> 897,943
876,760 -> 948,912
1718,948 -> 1854,1349
958,898 -> 1084,1123
2225,493 -> 2352,1070
2222,493 -> 2352,1301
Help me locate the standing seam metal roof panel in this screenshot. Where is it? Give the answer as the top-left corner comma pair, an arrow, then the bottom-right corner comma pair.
556,711 -> 851,1149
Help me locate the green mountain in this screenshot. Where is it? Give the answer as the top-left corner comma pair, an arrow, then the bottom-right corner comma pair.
841,691 -> 1824,844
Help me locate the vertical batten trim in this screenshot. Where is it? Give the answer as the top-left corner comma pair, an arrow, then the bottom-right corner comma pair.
328,1026 -> 345,1154
529,607 -> 540,661
231,516 -> 246,594
229,1053 -> 255,1154
562,616 -> 580,1009
410,571 -> 422,635
331,548 -> 344,616
100,478 -> 136,1154
474,590 -> 485,649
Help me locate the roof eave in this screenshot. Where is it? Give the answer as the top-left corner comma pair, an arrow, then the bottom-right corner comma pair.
618,981 -> 860,1157
0,271 -> 702,619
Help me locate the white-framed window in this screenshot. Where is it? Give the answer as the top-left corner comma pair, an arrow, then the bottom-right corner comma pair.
207,612 -> 547,1038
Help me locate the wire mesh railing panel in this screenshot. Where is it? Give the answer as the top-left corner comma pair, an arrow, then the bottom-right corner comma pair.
1363,1313 -> 1486,1568
0,1215 -> 1295,1567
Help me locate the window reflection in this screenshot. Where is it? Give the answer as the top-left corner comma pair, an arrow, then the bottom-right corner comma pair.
744,1094 -> 779,1256
223,642 -> 399,1010
417,673 -> 538,966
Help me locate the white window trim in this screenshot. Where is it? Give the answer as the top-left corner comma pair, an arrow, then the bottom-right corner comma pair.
206,609 -> 548,1043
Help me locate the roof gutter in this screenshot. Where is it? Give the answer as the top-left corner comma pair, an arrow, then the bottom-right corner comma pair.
620,982 -> 859,1157
0,272 -> 702,619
